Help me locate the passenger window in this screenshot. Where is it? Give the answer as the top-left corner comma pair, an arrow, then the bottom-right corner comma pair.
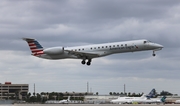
125,44 -> 127,46
98,47 -> 100,49
121,44 -> 123,46
113,45 -> 115,47
106,46 -> 108,48
144,41 -> 147,43
102,46 -> 104,48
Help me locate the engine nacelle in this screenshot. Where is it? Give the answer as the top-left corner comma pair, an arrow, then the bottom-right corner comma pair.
43,47 -> 64,55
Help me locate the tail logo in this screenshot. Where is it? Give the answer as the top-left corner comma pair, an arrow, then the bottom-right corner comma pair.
23,38 -> 44,56
161,96 -> 166,103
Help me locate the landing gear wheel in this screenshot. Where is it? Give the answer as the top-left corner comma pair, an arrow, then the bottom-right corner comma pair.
87,62 -> 91,66
152,51 -> 156,57
86,59 -> 92,66
81,60 -> 86,65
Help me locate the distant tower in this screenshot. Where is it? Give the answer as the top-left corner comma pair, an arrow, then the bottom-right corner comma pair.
124,84 -> 126,94
34,83 -> 35,96
87,82 -> 89,93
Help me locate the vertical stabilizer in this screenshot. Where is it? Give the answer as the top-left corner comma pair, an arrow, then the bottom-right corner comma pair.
67,96 -> 71,102
161,96 -> 166,103
23,38 -> 44,56
146,89 -> 156,98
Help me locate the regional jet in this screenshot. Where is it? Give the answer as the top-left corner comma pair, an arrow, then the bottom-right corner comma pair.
23,38 -> 163,66
45,96 -> 71,104
59,96 -> 71,104
111,94 -> 147,104
110,89 -> 156,104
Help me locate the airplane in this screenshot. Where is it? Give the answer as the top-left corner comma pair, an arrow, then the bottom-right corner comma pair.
45,96 -> 71,104
110,94 -> 146,104
59,96 -> 71,104
175,100 -> 180,104
23,38 -> 163,66
110,89 -> 156,104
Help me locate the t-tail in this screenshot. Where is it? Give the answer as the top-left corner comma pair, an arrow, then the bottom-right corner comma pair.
146,88 -> 156,98
23,38 -> 44,56
67,96 -> 71,102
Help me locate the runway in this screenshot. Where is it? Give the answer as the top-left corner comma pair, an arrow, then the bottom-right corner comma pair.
14,104 -> 180,106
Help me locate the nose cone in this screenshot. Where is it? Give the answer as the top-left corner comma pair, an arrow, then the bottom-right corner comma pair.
153,43 -> 163,50
156,44 -> 163,48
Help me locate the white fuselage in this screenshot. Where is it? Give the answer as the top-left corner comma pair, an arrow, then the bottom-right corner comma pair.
39,39 -> 163,60
111,96 -> 147,104
141,97 -> 165,104
111,97 -> 164,104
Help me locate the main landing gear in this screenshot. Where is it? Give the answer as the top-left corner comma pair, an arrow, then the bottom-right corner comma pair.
81,59 -> 92,66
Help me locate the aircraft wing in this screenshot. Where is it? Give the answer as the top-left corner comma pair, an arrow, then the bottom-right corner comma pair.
65,50 -> 102,58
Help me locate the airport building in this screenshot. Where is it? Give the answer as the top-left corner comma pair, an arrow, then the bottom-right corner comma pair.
84,95 -> 123,104
41,92 -> 94,99
0,82 -> 29,100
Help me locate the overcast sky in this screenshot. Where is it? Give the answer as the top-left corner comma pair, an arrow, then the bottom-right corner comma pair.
0,0 -> 180,95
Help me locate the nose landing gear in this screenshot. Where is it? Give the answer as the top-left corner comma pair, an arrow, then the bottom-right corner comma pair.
153,51 -> 156,56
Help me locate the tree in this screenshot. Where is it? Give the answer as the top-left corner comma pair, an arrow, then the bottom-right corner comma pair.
30,96 -> 37,103
128,92 -> 131,96
120,92 -> 124,95
58,92 -> 64,100
36,93 -> 41,102
113,92 -> 116,95
160,90 -> 172,96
